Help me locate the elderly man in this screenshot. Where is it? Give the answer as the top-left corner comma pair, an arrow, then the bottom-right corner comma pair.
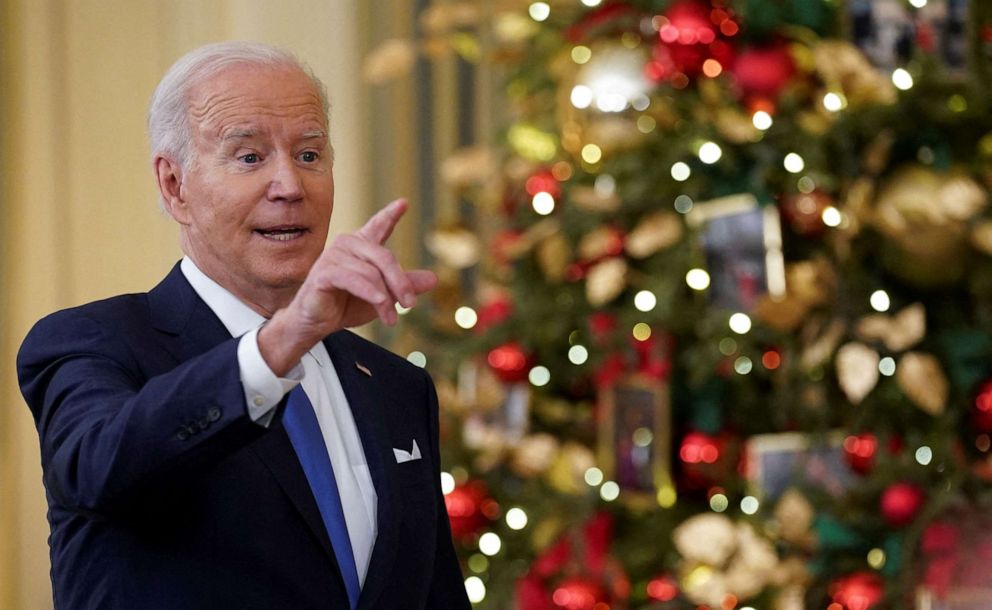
17,42 -> 471,610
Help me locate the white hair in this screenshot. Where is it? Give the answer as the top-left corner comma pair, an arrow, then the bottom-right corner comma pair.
148,41 -> 330,169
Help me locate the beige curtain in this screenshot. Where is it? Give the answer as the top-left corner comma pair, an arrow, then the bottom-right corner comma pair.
0,1 -> 389,607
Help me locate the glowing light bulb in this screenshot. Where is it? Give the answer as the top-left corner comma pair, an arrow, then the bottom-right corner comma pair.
892,68 -> 914,90
528,2 -> 550,22
822,206 -> 842,227
532,191 -> 555,215
634,290 -> 657,312
571,45 -> 592,64
570,85 -> 593,109
870,290 -> 890,312
581,143 -> 602,164
465,577 -> 486,603
584,467 -> 604,486
568,345 -> 589,365
784,153 -> 805,173
455,306 -> 478,329
752,111 -> 772,130
729,313 -> 752,334
698,142 -> 722,164
528,366 -> 551,387
440,472 -> 455,495
506,508 -> 528,530
479,532 -> 502,556
686,268 -> 710,290
823,92 -> 846,112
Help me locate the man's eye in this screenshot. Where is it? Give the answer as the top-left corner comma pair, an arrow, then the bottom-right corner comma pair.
299,151 -> 318,163
240,153 -> 260,164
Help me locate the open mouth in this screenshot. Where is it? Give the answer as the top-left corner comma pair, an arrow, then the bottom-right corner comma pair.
255,227 -> 307,242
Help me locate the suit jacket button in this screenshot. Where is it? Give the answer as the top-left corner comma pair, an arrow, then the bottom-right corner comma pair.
176,428 -> 190,441
208,407 -> 222,422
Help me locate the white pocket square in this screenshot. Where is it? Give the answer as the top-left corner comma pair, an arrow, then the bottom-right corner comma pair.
393,439 -> 422,463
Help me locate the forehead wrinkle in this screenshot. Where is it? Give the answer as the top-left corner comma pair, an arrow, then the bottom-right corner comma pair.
189,92 -> 326,136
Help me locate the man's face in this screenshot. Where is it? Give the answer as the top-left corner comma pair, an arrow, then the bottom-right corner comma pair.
173,63 -> 334,307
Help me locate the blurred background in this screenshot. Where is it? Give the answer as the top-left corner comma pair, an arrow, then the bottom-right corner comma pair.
6,1 -> 992,609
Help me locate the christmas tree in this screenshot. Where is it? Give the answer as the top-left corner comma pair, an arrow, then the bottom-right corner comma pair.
371,1 -> 992,608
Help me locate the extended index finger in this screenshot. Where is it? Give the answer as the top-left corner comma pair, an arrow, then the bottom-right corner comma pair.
357,198 -> 408,245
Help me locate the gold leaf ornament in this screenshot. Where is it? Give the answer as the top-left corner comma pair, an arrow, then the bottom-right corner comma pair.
896,352 -> 948,416
440,146 -> 500,189
673,513 -> 738,566
425,226 -> 481,269
835,342 -> 880,404
509,433 -> 560,478
585,257 -> 628,306
362,38 -> 417,84
856,303 -> 926,352
577,226 -> 622,261
873,165 -> 987,288
773,489 -> 816,548
625,211 -> 684,258
570,186 -> 621,213
536,233 -> 572,282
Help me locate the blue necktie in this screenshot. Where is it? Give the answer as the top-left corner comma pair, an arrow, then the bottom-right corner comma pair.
283,386 -> 361,609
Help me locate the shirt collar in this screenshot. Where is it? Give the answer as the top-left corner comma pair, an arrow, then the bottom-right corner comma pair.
180,256 -> 266,338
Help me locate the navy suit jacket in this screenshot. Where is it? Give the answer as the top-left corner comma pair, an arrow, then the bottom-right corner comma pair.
17,263 -> 471,610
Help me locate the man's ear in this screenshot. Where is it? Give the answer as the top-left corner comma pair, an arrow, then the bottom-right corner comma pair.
154,155 -> 190,224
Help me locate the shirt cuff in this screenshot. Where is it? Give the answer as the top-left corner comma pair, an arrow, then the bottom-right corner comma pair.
238,326 -> 303,427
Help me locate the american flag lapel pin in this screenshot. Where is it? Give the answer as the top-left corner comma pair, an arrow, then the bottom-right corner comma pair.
355,362 -> 372,377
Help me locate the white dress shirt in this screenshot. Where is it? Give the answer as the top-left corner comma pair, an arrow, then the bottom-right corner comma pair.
180,257 -> 378,585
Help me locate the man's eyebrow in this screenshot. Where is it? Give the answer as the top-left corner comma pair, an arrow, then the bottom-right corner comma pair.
221,128 -> 257,141
301,129 -> 327,140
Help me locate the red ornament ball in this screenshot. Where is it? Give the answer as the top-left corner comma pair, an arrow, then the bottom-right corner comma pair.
648,0 -> 736,81
843,433 -> 878,475
659,1 -> 715,46
731,43 -> 796,99
476,297 -> 513,332
972,380 -> 992,432
526,170 -> 561,199
491,229 -> 524,266
679,432 -> 721,465
830,571 -> 884,610
646,574 -> 679,602
445,481 -> 494,540
487,342 -> 530,383
780,190 -> 831,237
880,482 -> 926,527
552,577 -> 609,610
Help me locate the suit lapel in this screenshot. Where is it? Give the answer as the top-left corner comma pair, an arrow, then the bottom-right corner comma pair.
147,263 -> 339,567
324,332 -> 400,610
147,263 -> 230,364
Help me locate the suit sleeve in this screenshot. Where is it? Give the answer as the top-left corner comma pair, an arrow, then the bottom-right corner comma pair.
17,309 -> 269,515
422,369 -> 472,610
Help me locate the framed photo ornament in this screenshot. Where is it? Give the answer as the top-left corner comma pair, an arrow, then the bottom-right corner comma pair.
686,193 -> 786,313
744,431 -> 858,501
597,373 -> 673,508
916,505 -> 992,609
849,0 -> 971,76
457,360 -> 530,449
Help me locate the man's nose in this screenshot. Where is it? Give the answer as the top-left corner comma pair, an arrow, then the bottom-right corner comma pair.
267,154 -> 304,202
